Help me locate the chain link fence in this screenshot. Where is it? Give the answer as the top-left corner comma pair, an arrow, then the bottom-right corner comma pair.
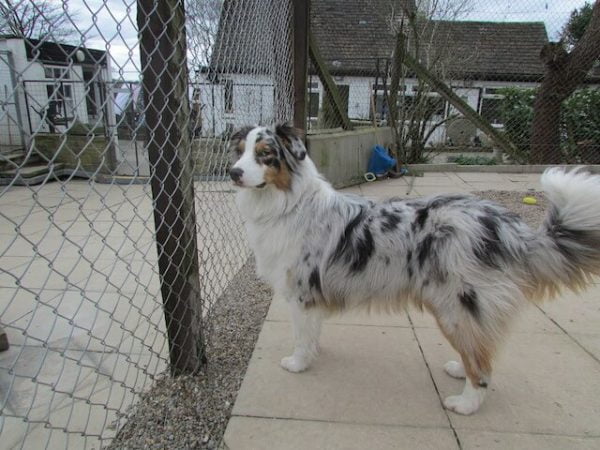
304,0 -> 599,165
0,0 -> 293,447
0,0 -> 598,448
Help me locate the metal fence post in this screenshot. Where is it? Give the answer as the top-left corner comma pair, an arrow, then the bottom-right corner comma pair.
137,0 -> 205,375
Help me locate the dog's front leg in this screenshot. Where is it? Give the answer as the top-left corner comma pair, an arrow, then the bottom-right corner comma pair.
281,297 -> 323,373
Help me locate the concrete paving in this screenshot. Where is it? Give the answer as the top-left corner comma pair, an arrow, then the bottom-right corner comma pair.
0,179 -> 248,448
223,172 -> 600,450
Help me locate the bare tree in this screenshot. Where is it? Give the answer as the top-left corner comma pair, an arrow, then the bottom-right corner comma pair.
381,0 -> 475,164
0,0 -> 77,42
186,0 -> 223,68
530,0 -> 600,163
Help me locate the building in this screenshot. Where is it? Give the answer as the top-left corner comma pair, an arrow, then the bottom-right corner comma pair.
0,37 -> 114,150
197,0 -> 598,146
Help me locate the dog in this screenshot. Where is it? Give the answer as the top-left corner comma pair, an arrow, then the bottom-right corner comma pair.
229,123 -> 600,415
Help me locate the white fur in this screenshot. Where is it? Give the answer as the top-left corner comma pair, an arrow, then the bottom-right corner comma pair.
444,378 -> 486,415
444,360 -> 466,379
232,127 -> 270,187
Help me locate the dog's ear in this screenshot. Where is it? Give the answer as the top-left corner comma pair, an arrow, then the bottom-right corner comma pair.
275,122 -> 306,160
229,125 -> 254,154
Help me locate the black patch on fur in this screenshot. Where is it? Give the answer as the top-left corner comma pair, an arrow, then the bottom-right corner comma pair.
428,195 -> 468,210
412,207 -> 429,232
308,267 -> 322,295
459,288 -> 480,319
418,234 -> 434,269
406,250 -> 413,279
303,253 -> 310,263
350,225 -> 374,272
380,209 -> 402,233
384,256 -> 390,265
330,207 -> 376,272
478,380 -> 488,388
474,215 -> 504,268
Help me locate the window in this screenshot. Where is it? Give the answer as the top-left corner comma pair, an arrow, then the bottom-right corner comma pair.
44,66 -> 70,79
224,79 -> 233,113
308,91 -> 319,118
480,87 -> 505,126
480,97 -> 503,125
45,83 -> 74,119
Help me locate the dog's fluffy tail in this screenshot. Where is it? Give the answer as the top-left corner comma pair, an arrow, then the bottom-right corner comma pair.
528,167 -> 600,299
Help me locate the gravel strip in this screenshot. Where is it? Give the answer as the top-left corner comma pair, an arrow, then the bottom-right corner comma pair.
109,259 -> 272,449
472,190 -> 548,228
108,190 -> 548,449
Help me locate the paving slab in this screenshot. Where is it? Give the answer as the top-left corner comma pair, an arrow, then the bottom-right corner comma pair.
224,416 -> 459,450
414,327 -> 600,436
233,321 -> 448,428
457,430 -> 600,450
266,294 -> 412,328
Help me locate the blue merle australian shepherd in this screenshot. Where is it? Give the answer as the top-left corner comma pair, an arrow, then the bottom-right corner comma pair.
229,123 -> 600,415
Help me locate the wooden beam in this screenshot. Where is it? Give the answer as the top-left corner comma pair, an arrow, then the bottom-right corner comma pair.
398,34 -> 521,161
137,0 -> 205,375
308,32 -> 352,130
292,0 -> 310,132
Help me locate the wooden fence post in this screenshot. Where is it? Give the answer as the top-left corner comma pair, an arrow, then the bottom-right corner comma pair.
137,0 -> 205,375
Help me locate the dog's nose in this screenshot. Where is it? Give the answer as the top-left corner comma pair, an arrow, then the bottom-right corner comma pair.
229,167 -> 244,182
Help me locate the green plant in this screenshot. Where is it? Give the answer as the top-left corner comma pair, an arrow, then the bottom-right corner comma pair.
562,88 -> 600,161
453,155 -> 497,165
498,87 -> 600,163
498,87 -> 536,161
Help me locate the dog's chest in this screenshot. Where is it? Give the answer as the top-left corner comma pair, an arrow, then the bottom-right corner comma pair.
245,220 -> 303,283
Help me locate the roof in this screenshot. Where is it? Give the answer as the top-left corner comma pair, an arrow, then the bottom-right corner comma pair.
313,19 -> 550,81
209,0 -> 415,76
414,21 -> 549,81
8,37 -> 109,67
208,2 -> 598,83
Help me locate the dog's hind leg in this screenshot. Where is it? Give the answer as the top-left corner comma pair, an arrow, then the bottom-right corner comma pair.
435,316 -> 495,415
281,298 -> 323,373
443,360 -> 466,379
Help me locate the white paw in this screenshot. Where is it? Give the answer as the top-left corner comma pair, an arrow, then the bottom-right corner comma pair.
444,360 -> 466,379
443,394 -> 481,415
280,355 -> 309,373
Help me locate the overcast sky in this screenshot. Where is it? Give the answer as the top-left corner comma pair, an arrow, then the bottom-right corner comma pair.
70,0 -> 591,80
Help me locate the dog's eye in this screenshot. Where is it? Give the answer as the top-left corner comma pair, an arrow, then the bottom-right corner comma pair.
256,149 -> 270,157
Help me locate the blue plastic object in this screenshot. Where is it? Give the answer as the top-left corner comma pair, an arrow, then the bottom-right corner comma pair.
367,145 -> 396,176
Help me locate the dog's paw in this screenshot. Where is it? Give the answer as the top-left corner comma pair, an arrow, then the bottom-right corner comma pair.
280,356 -> 309,373
443,360 -> 466,379
443,394 -> 481,415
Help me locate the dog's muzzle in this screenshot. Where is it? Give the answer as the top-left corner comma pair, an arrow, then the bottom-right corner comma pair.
229,167 -> 243,184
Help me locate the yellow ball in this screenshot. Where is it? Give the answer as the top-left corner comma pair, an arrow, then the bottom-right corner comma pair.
523,196 -> 537,205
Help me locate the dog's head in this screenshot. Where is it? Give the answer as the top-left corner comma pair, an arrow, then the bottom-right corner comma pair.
228,123 -> 306,190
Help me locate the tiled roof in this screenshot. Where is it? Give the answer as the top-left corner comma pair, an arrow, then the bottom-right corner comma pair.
209,1 -> 599,82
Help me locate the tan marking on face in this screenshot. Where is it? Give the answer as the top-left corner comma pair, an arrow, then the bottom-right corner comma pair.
264,161 -> 291,190
237,139 -> 245,153
254,139 -> 270,156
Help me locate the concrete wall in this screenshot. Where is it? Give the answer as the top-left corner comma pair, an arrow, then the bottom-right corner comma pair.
34,133 -> 110,173
308,127 -> 393,188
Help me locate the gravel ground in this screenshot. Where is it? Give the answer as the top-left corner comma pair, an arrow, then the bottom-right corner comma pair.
108,190 -> 548,449
108,259 -> 272,449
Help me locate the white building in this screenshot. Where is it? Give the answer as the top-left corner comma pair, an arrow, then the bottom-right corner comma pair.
0,37 -> 114,149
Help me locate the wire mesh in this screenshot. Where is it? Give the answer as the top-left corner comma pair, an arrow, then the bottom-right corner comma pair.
0,0 -> 598,448
306,0 -> 600,165
0,0 -> 292,447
